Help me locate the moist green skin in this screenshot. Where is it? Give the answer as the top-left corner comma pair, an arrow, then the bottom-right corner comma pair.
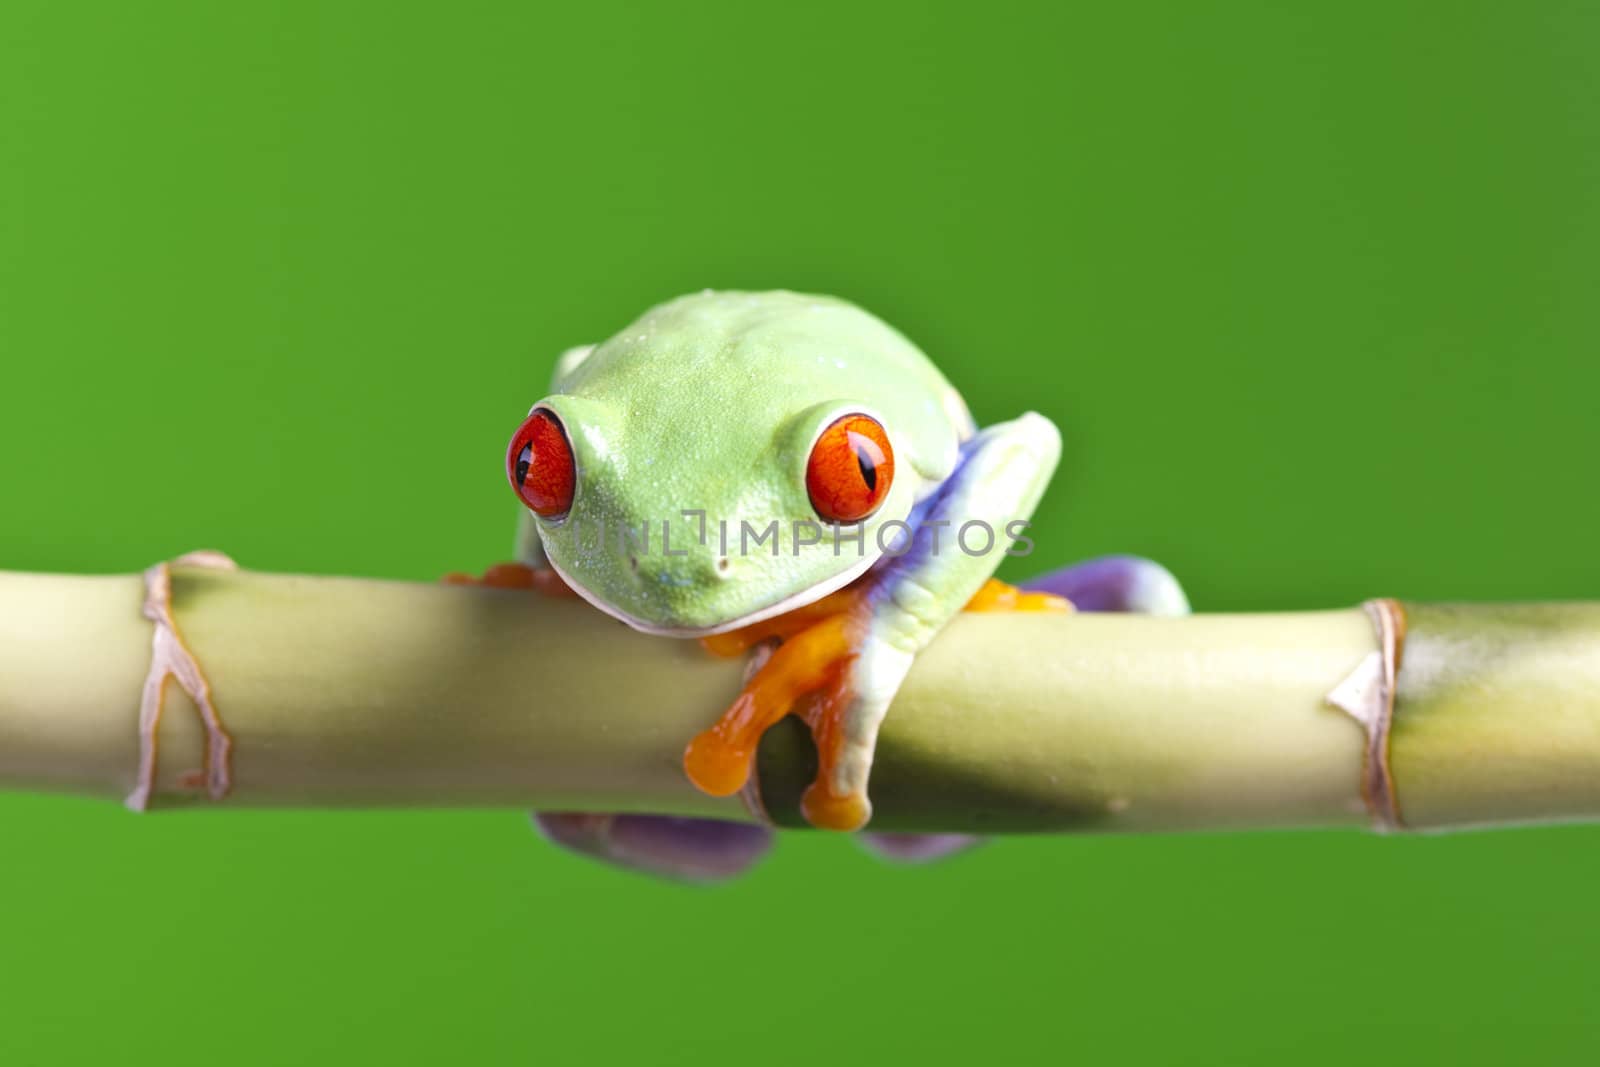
525,290 -> 969,635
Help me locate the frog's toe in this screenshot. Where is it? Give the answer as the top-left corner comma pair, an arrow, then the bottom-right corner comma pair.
801,786 -> 872,832
799,679 -> 874,830
795,644 -> 913,832
532,813 -> 772,883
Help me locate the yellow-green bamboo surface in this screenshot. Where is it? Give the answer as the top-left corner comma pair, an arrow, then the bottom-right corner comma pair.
2,565 -> 1598,834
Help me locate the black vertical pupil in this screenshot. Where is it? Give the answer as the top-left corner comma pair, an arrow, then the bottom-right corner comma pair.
516,443 -> 534,485
852,437 -> 877,492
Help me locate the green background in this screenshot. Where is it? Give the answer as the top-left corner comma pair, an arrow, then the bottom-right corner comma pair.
3,2 -> 1598,1063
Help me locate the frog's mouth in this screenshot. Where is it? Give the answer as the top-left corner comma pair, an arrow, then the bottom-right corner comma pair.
544,550 -> 882,639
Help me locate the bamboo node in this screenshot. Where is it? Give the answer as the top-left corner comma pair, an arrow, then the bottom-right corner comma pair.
1325,598 -> 1407,832
125,550 -> 238,812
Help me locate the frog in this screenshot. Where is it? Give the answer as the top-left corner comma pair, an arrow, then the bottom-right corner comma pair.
449,290 -> 1188,874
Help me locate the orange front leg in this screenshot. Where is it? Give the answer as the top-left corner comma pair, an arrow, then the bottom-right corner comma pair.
685,577 -> 1074,832
684,612 -> 863,798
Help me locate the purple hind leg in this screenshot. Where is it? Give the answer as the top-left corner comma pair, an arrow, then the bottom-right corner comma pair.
532,555 -> 1188,879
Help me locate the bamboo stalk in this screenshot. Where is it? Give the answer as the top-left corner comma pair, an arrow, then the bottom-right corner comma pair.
2,564 -> 1598,834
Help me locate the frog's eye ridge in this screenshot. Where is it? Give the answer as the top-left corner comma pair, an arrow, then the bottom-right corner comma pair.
806,413 -> 894,524
507,408 -> 576,519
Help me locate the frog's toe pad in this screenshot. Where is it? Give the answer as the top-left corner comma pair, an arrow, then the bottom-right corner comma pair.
682,706 -> 759,798
801,781 -> 872,832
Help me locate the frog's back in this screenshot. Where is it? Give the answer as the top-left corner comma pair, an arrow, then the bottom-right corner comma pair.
559,290 -> 968,483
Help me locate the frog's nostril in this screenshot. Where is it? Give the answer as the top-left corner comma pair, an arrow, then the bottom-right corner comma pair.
628,555 -> 640,573
716,557 -> 731,576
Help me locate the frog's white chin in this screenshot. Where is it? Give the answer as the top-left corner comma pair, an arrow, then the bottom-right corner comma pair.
544,551 -> 882,639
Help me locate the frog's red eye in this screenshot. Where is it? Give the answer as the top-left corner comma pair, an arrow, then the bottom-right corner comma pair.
806,413 -> 894,523
507,408 -> 575,519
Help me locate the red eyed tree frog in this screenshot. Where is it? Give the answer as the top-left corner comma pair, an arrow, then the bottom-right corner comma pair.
460,290 -> 1082,833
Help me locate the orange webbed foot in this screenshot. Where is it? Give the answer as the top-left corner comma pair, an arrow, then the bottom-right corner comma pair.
686,589 -> 889,832
441,561 -> 578,597
685,578 -> 1073,833
683,610 -> 863,801
685,634 -> 876,832
685,584 -> 893,832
